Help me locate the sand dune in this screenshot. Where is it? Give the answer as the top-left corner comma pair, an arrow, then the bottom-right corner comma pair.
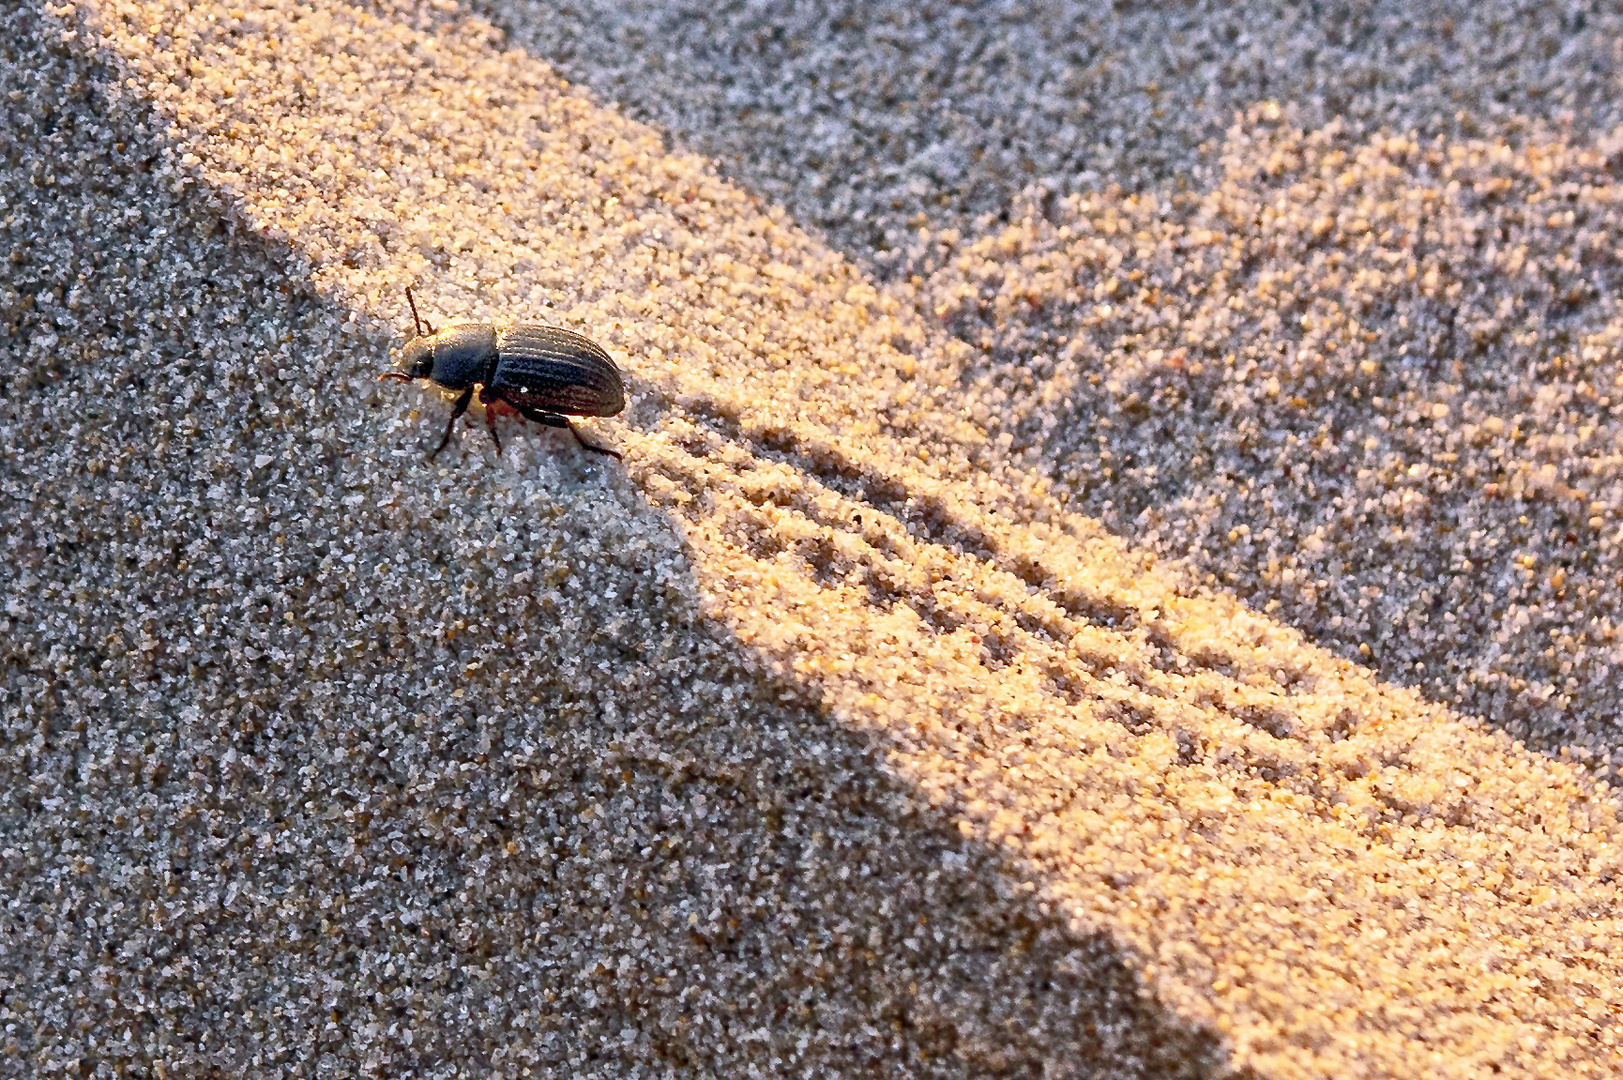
3,1 -> 1621,1076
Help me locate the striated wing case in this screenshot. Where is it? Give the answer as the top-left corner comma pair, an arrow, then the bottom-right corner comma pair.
492,324 -> 626,417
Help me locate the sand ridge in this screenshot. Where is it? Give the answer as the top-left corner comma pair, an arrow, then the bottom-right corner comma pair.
3,0 -> 1622,1076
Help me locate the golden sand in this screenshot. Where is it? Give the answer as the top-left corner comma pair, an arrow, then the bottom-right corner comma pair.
3,1 -> 1620,1076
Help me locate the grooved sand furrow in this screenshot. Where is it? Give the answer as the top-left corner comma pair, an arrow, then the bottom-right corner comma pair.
632,423 -> 1622,1076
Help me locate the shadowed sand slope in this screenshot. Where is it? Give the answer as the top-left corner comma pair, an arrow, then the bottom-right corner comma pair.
3,2 -> 1622,1078
494,0 -> 1623,278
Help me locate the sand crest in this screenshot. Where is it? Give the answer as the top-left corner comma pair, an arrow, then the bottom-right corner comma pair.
3,2 -> 1620,1076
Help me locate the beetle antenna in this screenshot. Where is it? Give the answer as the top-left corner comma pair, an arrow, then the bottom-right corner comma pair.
405,286 -> 433,337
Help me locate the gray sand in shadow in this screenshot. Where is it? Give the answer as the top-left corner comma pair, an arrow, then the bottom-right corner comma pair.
0,18 -> 1237,1075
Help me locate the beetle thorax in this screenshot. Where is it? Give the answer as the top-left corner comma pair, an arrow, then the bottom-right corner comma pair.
427,324 -> 499,389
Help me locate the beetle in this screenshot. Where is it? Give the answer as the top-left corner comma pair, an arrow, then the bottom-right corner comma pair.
380,288 -> 625,460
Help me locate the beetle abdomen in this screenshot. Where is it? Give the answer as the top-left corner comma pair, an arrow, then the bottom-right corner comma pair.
493,324 -> 626,417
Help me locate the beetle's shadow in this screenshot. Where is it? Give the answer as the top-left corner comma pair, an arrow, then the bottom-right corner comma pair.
0,15 -> 1244,1079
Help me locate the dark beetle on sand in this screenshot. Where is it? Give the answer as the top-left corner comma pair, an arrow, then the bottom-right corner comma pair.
381,288 -> 626,460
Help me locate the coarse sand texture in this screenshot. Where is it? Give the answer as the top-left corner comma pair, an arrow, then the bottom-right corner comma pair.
3,2 -> 1622,1078
510,0 -> 1623,771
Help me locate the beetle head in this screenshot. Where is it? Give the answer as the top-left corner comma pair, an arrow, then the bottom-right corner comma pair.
400,285 -> 436,378
400,335 -> 435,380
380,287 -> 439,385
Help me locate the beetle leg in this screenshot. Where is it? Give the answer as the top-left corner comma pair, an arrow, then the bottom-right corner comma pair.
566,421 -> 623,460
512,405 -> 622,461
432,386 -> 475,458
478,386 -> 503,456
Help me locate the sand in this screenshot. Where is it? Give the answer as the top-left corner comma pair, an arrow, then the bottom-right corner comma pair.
2,1 -> 1621,1077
